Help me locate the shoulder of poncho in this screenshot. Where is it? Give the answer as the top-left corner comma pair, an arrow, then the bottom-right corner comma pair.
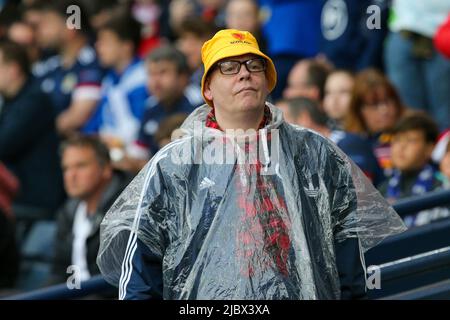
148,135 -> 196,169
282,124 -> 346,164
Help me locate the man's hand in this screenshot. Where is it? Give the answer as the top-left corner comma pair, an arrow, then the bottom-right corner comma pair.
56,99 -> 98,136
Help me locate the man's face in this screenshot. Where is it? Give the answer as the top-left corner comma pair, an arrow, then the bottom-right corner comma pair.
62,146 -> 111,200
95,29 -> 125,68
391,130 -> 434,172
226,0 -> 259,34
36,11 -> 66,50
147,60 -> 187,104
360,93 -> 398,134
0,52 -> 13,95
177,33 -> 205,71
283,61 -> 315,100
204,53 -> 269,114
323,72 -> 353,122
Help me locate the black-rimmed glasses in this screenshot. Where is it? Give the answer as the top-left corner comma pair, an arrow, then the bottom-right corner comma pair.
216,58 -> 267,75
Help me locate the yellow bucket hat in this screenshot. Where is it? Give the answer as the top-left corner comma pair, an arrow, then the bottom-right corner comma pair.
201,29 -> 277,107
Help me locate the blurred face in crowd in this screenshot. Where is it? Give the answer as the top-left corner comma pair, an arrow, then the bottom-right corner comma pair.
62,146 -> 112,200
96,29 -> 131,69
0,52 -> 13,95
204,53 -> 269,114
360,89 -> 399,134
147,60 -> 188,106
169,0 -> 195,33
177,33 -> 205,71
23,8 -> 44,31
8,22 -> 40,63
8,22 -> 34,47
391,130 -> 434,172
283,60 -> 316,100
323,72 -> 353,122
226,0 -> 259,34
36,11 -> 66,49
440,147 -> 450,179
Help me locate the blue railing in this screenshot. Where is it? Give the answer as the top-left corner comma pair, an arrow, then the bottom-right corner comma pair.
3,275 -> 113,300
393,188 -> 450,216
4,188 -> 450,300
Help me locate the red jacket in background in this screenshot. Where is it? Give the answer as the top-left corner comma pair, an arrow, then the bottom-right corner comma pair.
434,14 -> 450,59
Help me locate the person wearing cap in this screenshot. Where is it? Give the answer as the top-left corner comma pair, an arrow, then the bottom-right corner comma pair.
96,29 -> 406,300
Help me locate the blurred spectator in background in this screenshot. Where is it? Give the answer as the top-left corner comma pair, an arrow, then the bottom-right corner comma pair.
434,13 -> 450,59
319,0 -> 389,71
0,40 -> 64,215
344,68 -> 406,177
323,69 -> 354,129
258,0 -> 322,101
131,0 -> 163,57
384,0 -> 450,130
123,45 -> 196,172
6,17 -> 40,67
176,17 -> 217,88
21,0 -> 45,31
0,162 -> 19,290
34,0 -> 104,137
86,0 -> 121,31
169,0 -> 198,38
283,58 -> 332,106
84,10 -> 148,156
379,112 -> 446,228
277,97 -> 383,186
49,135 -> 130,285
198,0 -> 227,27
225,0 -> 265,52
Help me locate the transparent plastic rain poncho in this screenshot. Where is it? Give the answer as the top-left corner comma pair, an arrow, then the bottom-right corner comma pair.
97,103 -> 406,299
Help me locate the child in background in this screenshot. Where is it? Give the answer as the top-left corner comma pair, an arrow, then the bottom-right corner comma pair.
379,112 -> 447,227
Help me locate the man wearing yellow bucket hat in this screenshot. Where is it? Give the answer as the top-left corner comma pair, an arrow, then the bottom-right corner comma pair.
200,29 -> 277,130
97,29 -> 406,300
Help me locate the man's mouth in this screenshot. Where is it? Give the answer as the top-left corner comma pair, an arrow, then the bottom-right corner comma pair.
237,87 -> 256,94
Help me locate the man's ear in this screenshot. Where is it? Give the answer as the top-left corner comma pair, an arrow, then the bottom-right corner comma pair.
204,78 -> 213,101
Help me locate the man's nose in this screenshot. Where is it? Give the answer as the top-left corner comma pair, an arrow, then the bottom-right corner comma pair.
238,63 -> 251,80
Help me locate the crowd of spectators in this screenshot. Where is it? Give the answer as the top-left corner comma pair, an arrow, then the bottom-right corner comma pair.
0,0 -> 449,295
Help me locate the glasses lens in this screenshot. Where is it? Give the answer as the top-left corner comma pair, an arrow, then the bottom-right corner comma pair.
219,61 -> 240,74
247,59 -> 266,72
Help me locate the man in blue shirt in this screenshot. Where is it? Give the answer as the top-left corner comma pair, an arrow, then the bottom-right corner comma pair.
34,0 -> 104,137
121,46 -> 197,172
319,0 -> 389,71
83,11 -> 148,153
